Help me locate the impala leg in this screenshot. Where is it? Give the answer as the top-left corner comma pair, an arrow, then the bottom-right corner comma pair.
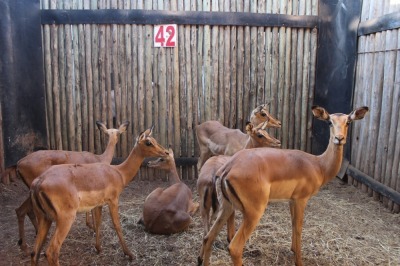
93,206 -> 103,253
228,208 -> 265,266
16,197 -> 36,252
200,186 -> 213,236
197,150 -> 212,172
291,199 -> 308,266
172,211 -> 192,233
289,200 -> 295,252
85,211 -> 94,230
31,214 -> 51,266
198,202 -> 234,266
200,200 -> 210,236
45,214 -> 75,266
27,207 -> 39,232
226,211 -> 235,243
108,200 -> 134,260
188,200 -> 199,215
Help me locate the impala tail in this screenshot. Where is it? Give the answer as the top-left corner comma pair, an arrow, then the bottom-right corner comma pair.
31,181 -> 56,221
210,175 -> 219,214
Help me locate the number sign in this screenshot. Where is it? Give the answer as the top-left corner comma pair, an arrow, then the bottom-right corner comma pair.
154,24 -> 177,47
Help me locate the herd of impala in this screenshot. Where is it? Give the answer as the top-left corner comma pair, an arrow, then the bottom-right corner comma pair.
2,103 -> 368,266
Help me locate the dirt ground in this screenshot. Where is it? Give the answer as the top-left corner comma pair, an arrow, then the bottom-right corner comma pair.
1,174 -> 399,266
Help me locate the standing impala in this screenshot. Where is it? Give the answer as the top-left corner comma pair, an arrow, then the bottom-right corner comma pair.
138,148 -> 199,234
11,121 -> 129,252
249,103 -> 281,127
30,126 -> 169,266
197,121 -> 281,238
198,105 -> 369,266
195,104 -> 281,171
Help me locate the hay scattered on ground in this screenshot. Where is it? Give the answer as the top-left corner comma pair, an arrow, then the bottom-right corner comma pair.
1,177 -> 399,265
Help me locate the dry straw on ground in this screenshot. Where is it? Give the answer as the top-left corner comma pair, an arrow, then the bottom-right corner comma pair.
1,176 -> 399,265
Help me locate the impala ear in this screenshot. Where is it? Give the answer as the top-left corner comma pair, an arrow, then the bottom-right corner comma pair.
148,125 -> 154,136
118,121 -> 130,133
141,125 -> 154,139
261,102 -> 270,108
254,121 -> 267,130
96,121 -> 108,133
137,126 -> 151,142
312,106 -> 330,121
349,106 -> 369,121
245,122 -> 253,134
137,131 -> 145,142
261,121 -> 268,130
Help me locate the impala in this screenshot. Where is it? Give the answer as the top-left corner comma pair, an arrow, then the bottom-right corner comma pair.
198,105 -> 369,266
30,126 -> 169,265
138,148 -> 199,234
195,104 -> 281,171
10,121 -> 129,252
197,121 -> 281,238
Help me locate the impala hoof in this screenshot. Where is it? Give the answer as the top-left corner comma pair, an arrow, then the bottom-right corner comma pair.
95,245 -> 102,254
197,256 -> 203,266
137,217 -> 144,225
124,250 -> 134,261
18,239 -> 28,253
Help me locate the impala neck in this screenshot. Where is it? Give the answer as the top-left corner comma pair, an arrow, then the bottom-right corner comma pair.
318,136 -> 344,186
115,145 -> 145,186
98,136 -> 118,163
168,163 -> 181,185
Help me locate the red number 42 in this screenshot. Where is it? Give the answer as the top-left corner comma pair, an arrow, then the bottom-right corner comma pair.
154,25 -> 176,47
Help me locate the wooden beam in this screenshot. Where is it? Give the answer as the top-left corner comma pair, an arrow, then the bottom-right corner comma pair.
358,12 -> 400,36
112,157 -> 197,167
347,165 -> 400,205
41,9 -> 319,28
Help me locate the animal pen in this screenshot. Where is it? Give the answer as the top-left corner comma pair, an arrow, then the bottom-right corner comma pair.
0,0 -> 400,265
1,0 -> 400,208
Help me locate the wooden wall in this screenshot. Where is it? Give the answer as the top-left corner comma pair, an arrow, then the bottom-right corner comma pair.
351,0 -> 400,212
40,0 -> 318,180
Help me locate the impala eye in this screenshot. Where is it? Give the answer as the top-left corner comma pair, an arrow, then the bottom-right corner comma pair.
327,121 -> 332,126
261,113 -> 267,117
145,140 -> 152,146
257,134 -> 263,138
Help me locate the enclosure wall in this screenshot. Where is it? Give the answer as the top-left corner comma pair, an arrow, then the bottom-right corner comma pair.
40,0 -> 319,180
351,0 -> 400,212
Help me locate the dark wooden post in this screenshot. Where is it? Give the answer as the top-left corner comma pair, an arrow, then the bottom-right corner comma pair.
312,0 -> 362,158
0,0 -> 47,166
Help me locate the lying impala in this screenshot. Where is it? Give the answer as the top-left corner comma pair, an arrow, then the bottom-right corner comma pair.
138,148 -> 199,234
30,126 -> 169,265
196,104 -> 281,171
198,105 -> 369,266
11,121 -> 129,252
197,121 -> 281,237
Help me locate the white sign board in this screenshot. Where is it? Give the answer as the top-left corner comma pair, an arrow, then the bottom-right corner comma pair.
154,24 -> 177,47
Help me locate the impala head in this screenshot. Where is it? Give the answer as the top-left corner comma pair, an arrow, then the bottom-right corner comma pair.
135,126 -> 169,157
96,121 -> 130,143
312,106 -> 369,145
245,121 -> 281,147
250,103 -> 281,128
147,148 -> 175,170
